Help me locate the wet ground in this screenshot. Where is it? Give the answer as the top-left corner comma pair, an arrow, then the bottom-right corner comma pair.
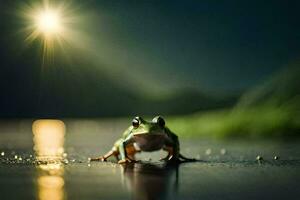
0,119 -> 300,200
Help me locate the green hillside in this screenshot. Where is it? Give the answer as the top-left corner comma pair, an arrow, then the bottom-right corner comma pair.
169,65 -> 300,138
237,65 -> 300,109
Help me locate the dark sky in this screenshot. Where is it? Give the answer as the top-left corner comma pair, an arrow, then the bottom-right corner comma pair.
2,0 -> 300,90
0,0 -> 300,117
86,0 -> 300,91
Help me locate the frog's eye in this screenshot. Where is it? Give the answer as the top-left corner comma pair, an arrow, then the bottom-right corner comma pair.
132,117 -> 140,128
152,116 -> 165,127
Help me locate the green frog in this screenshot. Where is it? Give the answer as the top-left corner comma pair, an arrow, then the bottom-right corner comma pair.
91,116 -> 195,164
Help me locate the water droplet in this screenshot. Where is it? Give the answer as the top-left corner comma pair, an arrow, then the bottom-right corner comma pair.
88,164 -> 91,167
14,155 -> 18,159
220,148 -> 226,155
1,152 -> 4,156
205,148 -> 212,155
274,156 -> 279,160
63,153 -> 67,157
18,157 -> 22,161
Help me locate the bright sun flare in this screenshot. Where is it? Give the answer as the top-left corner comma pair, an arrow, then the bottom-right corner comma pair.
20,1 -> 71,63
20,0 -> 88,65
35,10 -> 61,34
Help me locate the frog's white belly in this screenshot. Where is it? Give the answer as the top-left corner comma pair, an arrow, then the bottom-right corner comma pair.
133,134 -> 166,152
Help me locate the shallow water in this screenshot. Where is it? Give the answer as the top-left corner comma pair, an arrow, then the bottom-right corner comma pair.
0,119 -> 300,200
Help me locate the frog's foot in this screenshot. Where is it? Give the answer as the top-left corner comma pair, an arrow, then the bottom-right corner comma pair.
159,157 -> 168,161
159,155 -> 171,161
90,156 -> 106,162
159,151 -> 171,161
91,150 -> 119,162
118,158 -> 137,164
118,158 -> 131,164
159,155 -> 180,164
166,158 -> 181,165
165,154 -> 186,164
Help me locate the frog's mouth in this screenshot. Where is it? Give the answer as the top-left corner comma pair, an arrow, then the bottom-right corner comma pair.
133,132 -> 164,136
133,132 -> 148,135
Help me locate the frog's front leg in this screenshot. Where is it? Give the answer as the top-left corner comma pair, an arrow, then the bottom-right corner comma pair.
118,136 -> 136,164
161,146 -> 173,161
161,145 -> 180,162
91,148 -> 119,162
125,143 -> 141,161
91,139 -> 122,162
161,134 -> 180,162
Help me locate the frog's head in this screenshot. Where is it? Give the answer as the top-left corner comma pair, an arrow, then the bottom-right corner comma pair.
130,116 -> 166,136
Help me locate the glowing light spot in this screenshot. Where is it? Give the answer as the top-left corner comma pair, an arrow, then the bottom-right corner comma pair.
35,10 -> 61,35
32,119 -> 65,161
26,6 -> 66,61
220,148 -> 226,155
19,0 -> 91,68
205,148 -> 212,155
20,1 -> 73,64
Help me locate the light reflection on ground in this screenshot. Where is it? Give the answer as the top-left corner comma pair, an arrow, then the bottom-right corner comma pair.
33,119 -> 65,200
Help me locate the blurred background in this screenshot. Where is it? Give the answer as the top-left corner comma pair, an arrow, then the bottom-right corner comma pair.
0,0 -> 300,137
1,1 -> 300,200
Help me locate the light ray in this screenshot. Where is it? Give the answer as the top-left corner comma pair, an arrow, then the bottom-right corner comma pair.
19,0 -> 79,65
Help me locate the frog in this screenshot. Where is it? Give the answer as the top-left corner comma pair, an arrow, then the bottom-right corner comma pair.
91,116 -> 195,164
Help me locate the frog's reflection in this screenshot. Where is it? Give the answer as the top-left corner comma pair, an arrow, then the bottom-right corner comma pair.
32,120 -> 66,200
121,162 -> 179,200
